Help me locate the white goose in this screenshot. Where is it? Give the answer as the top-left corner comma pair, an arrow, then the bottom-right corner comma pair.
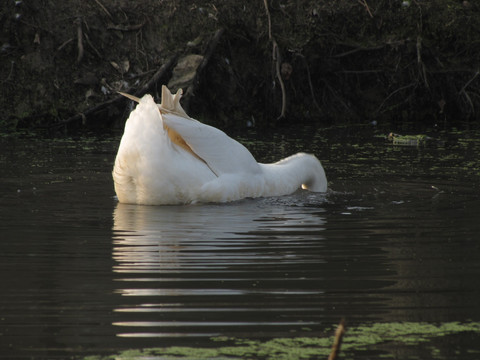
113,86 -> 327,205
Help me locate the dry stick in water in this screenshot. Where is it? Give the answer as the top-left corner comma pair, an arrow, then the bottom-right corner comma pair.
328,319 -> 346,360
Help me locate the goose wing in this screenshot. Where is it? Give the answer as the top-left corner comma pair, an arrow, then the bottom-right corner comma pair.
119,86 -> 261,176
161,112 -> 261,176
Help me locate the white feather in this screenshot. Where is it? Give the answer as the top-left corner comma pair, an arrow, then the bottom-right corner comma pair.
113,86 -> 327,205
161,112 -> 261,176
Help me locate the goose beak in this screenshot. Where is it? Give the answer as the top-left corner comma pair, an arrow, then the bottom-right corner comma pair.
118,92 -> 140,103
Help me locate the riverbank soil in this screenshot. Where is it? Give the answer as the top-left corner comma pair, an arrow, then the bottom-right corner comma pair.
1,0 -> 479,134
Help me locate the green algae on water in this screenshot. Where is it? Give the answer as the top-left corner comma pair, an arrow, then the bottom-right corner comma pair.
84,321 -> 480,360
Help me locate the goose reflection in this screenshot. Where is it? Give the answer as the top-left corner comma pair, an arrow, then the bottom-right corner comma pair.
111,195 -> 328,338
112,197 -> 328,285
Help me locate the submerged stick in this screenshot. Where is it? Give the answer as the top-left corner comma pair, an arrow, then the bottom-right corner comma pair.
328,319 -> 346,360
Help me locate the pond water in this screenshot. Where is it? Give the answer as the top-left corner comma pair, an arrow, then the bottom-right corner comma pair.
0,127 -> 479,359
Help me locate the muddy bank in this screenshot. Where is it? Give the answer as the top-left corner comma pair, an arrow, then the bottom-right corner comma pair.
1,0 -> 479,134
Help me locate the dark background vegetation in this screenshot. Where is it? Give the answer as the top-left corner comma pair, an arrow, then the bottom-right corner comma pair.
1,0 -> 479,135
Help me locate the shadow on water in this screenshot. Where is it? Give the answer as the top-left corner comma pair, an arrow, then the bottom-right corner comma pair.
1,129 -> 480,359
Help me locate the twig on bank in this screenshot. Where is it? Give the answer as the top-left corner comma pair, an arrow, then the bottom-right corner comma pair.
273,40 -> 287,119
416,35 -> 429,88
459,69 -> 480,94
461,91 -> 475,114
1,61 -> 15,84
50,96 -> 125,130
323,80 -> 352,113
129,68 -> 157,79
376,82 -> 416,113
328,319 -> 346,360
92,0 -> 113,20
57,38 -> 74,52
51,54 -> 178,130
107,21 -> 146,32
84,32 -> 102,59
297,53 -> 322,114
333,44 -> 385,58
75,18 -> 84,64
131,53 -> 179,98
182,28 -> 224,112
263,0 -> 272,40
459,69 -> 479,114
263,0 -> 287,120
332,39 -> 407,59
357,0 -> 373,17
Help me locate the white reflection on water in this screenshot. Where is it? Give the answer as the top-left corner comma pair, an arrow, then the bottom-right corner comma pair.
111,194 -> 328,337
112,196 -> 327,276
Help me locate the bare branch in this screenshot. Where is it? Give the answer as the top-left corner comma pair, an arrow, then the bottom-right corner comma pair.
263,0 -> 287,120
75,18 -> 84,64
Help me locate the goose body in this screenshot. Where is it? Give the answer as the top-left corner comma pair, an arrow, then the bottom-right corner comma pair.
113,86 -> 327,205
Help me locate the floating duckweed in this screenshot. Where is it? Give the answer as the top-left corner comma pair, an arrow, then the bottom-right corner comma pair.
218,345 -> 255,357
84,321 -> 480,360
211,335 -> 232,342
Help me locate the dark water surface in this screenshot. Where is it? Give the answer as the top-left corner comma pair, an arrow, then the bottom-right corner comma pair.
0,128 -> 479,359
